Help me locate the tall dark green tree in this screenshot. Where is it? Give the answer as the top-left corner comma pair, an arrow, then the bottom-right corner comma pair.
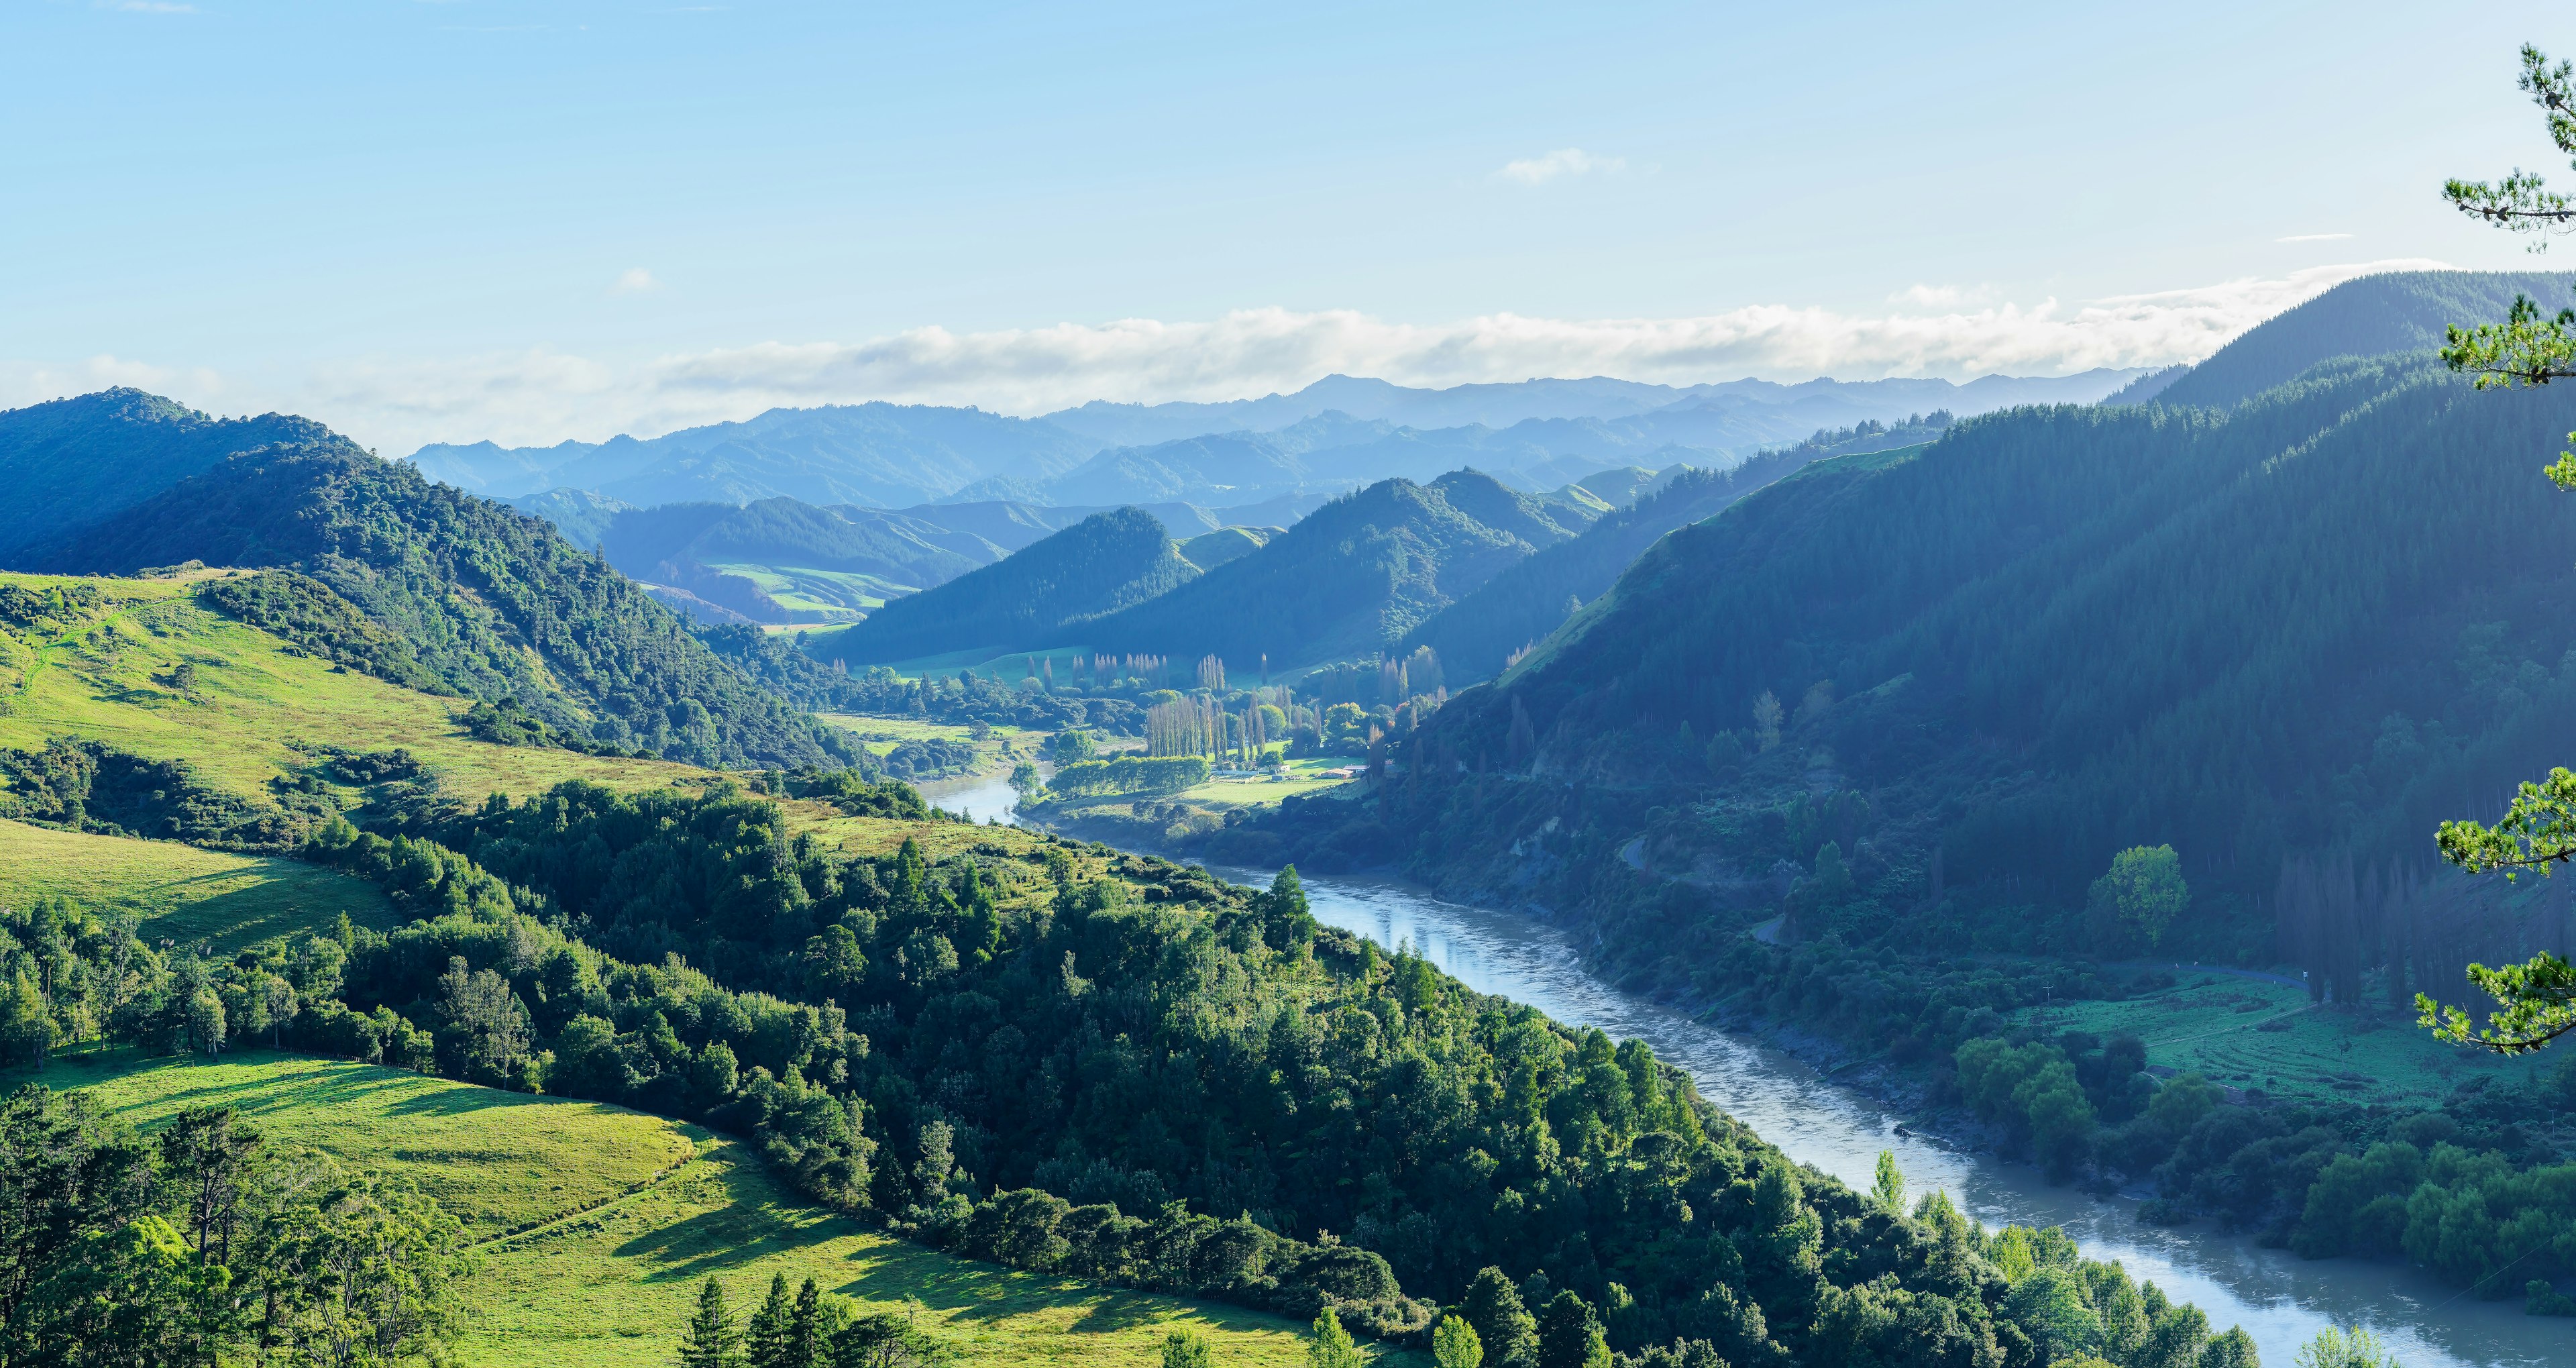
1535,1292 -> 1608,1368
680,1277 -> 744,1368
1458,1267 -> 1539,1368
786,1277 -> 827,1368
746,1273 -> 796,1368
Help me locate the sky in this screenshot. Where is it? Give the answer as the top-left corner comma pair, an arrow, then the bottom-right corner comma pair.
3,0 -> 2573,453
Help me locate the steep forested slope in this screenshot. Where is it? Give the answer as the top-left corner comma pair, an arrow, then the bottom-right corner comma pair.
601,498 -> 1000,582
1075,474 -> 1545,667
0,388 -> 349,563
1250,354 -> 2576,971
809,507 -> 1199,664
2155,270 -> 2575,409
44,445 -> 859,768
1405,417 -> 1953,683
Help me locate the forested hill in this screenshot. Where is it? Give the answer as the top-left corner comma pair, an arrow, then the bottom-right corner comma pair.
0,388 -> 350,564
601,498 -> 1000,584
1404,414 -> 1955,684
1075,470 -> 1566,668
808,507 -> 1199,665
2151,269 -> 2575,409
1252,353 -> 2576,967
43,443 -> 861,769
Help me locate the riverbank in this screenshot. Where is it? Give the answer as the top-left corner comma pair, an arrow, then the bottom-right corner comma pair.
989,783 -> 2571,1367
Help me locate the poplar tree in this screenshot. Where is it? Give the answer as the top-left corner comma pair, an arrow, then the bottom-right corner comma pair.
1305,1308 -> 1362,1368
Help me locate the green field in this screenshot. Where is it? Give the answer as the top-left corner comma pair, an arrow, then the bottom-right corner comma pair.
0,571 -> 706,807
2019,976 -> 2546,1108
818,713 -> 1037,746
1171,757 -> 1356,808
0,818 -> 396,949
705,563 -> 916,623
14,1049 -> 1377,1368
870,645 -> 1096,684
25,1049 -> 692,1240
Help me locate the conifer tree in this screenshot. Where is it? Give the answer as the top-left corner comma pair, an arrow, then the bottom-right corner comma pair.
680,1277 -> 743,1368
745,1273 -> 794,1368
786,1277 -> 825,1368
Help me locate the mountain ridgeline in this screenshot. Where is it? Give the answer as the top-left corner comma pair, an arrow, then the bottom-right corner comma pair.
2149,269 -> 2576,409
1403,414 -> 1955,682
37,443 -> 862,769
1250,350 -> 2576,980
413,370 -> 2146,514
0,388 -> 353,564
1071,470 -> 1596,668
809,507 -> 1202,664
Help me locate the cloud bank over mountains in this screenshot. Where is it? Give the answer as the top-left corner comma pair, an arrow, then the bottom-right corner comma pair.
1,258 -> 2445,454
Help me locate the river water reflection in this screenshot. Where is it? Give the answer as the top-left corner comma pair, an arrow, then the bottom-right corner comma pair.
926,769 -> 2559,1366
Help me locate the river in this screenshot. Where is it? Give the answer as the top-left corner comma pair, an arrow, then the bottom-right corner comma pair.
914,770 -> 2561,1367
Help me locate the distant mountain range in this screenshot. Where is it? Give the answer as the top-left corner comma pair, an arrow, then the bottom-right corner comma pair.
804,468 -> 1614,669
574,491 -> 1334,627
405,369 -> 2149,515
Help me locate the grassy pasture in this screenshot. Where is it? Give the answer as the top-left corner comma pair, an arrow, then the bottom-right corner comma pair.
0,818 -> 395,949
702,562 -> 916,623
2020,976 -> 2543,1107
11,1049 -> 1379,1368
16,1049 -> 692,1241
0,571 -> 704,806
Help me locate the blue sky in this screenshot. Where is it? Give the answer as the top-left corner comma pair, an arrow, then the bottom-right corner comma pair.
4,0 -> 2570,450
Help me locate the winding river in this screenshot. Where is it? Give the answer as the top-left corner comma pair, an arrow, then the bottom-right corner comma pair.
914,772 -> 2563,1367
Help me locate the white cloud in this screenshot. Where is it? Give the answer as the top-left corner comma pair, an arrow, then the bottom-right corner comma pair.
0,258 -> 2451,454
1497,148 -> 1626,186
2277,233 -> 2355,242
1889,283 -> 2002,308
609,267 -> 659,295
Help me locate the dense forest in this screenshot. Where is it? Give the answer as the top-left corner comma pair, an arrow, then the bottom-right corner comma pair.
606,498 -> 991,582
1197,319 -> 2576,1287
0,774 -> 2266,1367
1316,353 -> 2576,931
1403,415 -> 1955,683
2151,270 -> 2575,409
40,443 -> 863,770
810,508 -> 1201,665
0,388 -> 354,566
1071,472 -> 1574,668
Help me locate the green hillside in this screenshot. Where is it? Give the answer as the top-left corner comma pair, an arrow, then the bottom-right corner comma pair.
0,817 -> 395,949
2153,268 -> 2576,409
1400,431 -> 1893,683
38,439 -> 860,769
0,388 -> 347,565
15,1050 -> 1338,1368
1307,356 -> 2576,922
599,496 -> 995,618
1074,474 -> 1543,668
810,507 -> 1199,664
0,570 -> 704,819
1177,524 -> 1273,570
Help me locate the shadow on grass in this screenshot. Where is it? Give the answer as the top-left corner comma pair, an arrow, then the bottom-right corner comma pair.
612,1155 -> 851,1282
